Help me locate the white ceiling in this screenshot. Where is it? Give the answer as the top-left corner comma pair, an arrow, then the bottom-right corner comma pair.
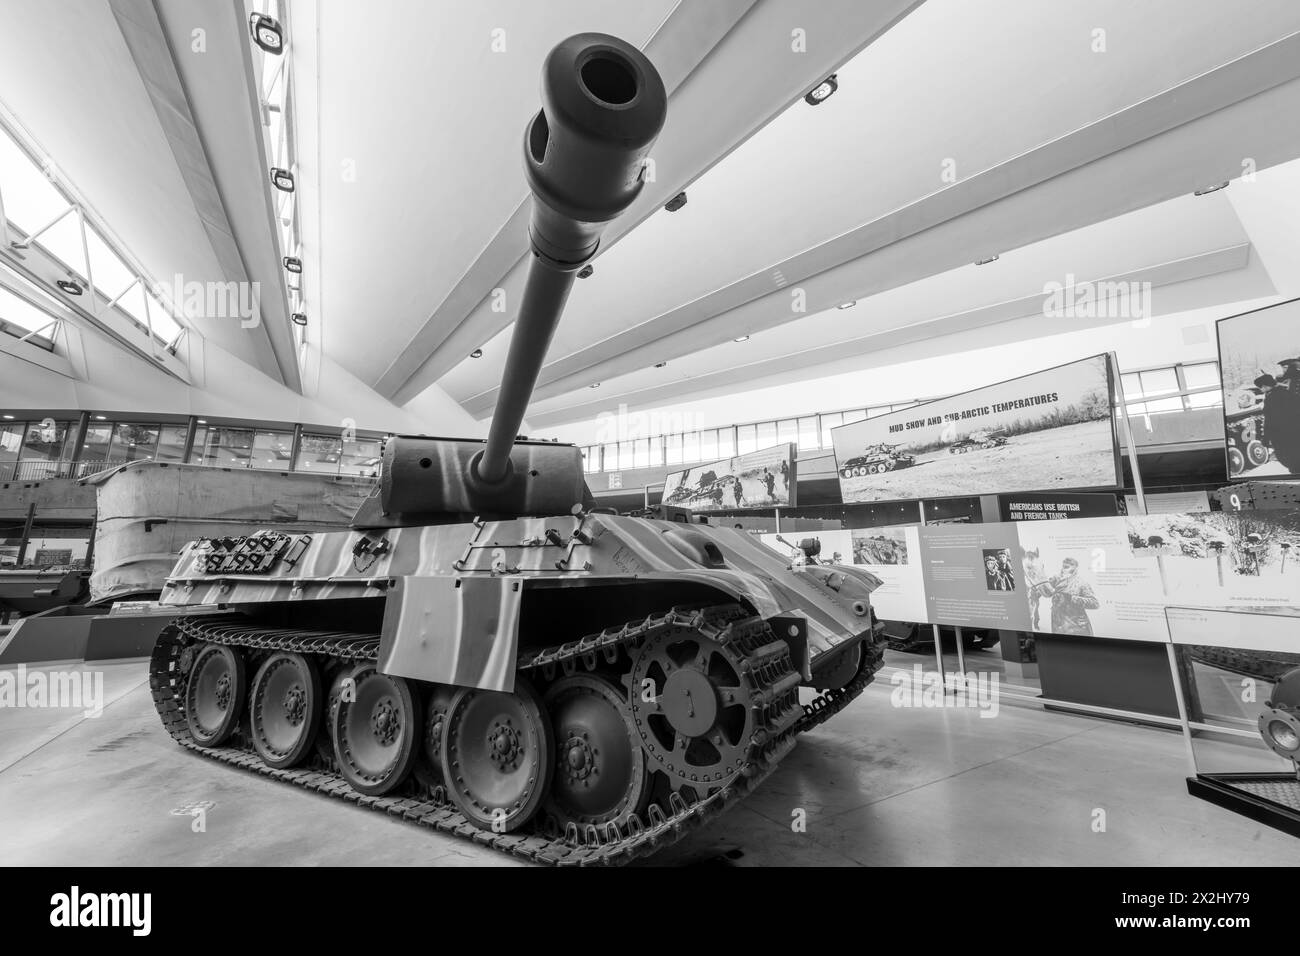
4,0 -> 1300,438
424,0 -> 1300,425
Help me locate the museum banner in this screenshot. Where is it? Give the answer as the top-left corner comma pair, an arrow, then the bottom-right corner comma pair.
1216,296 -> 1300,479
830,354 -> 1120,503
759,510 -> 1300,641
663,443 -> 796,512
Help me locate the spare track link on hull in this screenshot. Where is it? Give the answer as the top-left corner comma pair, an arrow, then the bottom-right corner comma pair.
149,606 -> 882,866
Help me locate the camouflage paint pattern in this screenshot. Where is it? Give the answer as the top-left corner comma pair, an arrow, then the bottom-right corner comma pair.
161,512 -> 881,691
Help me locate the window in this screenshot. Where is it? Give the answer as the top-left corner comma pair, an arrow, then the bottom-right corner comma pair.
0,282 -> 58,344
716,428 -> 734,459
250,429 -> 295,470
647,437 -> 664,468
1120,372 -> 1143,401
665,434 -> 686,465
821,412 -> 842,447
633,438 -> 650,469
755,421 -> 776,450
195,427 -> 255,467
297,433 -> 342,472
0,128 -> 68,236
736,425 -> 756,455
682,431 -> 699,463
19,420 -> 74,476
699,429 -> 717,462
146,292 -> 183,344
340,437 -> 383,476
600,442 -> 617,472
842,409 -> 866,425
109,423 -> 160,463
797,416 -> 818,450
0,422 -> 22,479
85,228 -> 137,302
79,424 -> 113,465
1138,368 -> 1179,398
155,425 -> 189,462
776,419 -> 797,446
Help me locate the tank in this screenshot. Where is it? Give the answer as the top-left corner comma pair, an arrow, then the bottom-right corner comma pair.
948,429 -> 1009,455
839,442 -> 915,478
148,33 -> 885,866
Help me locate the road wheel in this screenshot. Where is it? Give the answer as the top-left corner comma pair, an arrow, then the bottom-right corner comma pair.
185,644 -> 246,748
1246,440 -> 1269,467
1228,446 -> 1245,476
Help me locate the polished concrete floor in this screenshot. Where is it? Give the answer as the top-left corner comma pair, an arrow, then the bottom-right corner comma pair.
0,658 -> 1296,866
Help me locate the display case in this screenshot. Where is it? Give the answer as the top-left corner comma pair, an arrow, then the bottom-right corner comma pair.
1166,606 -> 1300,837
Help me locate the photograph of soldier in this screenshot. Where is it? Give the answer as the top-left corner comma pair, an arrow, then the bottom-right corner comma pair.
780,459 -> 790,492
1218,301 -> 1300,477
660,444 -> 796,512
1022,547 -> 1047,628
996,549 -> 1017,590
763,467 -> 777,502
982,549 -> 1015,591
1032,557 -> 1100,635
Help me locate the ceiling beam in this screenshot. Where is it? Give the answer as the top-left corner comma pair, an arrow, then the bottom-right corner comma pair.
465,31 -> 1300,418
522,243 -> 1256,428
379,0 -> 925,405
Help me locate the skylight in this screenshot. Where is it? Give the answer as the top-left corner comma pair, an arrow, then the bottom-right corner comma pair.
0,126 -> 68,236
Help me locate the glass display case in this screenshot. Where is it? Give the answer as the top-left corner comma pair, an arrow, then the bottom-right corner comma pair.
1166,606 -> 1300,837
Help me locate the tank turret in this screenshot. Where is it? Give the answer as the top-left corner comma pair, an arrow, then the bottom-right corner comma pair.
355,34 -> 667,527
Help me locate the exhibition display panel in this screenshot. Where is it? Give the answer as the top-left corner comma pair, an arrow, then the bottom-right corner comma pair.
1167,607 -> 1300,837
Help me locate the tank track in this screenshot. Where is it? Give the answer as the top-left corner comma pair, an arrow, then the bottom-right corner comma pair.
150,605 -> 882,866
1187,645 -> 1300,684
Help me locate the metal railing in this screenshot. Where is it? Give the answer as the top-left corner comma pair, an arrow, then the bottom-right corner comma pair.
0,458 -> 126,482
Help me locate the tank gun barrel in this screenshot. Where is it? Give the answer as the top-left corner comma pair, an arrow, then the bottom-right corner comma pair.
476,35 -> 667,485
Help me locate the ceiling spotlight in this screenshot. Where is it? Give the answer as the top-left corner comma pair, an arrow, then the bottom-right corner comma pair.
2,414 -> 12,420
270,167 -> 295,192
589,382 -> 601,388
665,191 -> 687,212
733,335 -> 750,342
290,312 -> 307,326
654,361 -> 668,368
577,264 -> 594,279
837,301 -> 856,310
283,256 -> 302,274
1194,181 -> 1229,196
974,255 -> 999,265
249,13 -> 284,55
470,348 -> 483,359
197,419 -> 207,424
56,279 -> 83,295
804,74 -> 838,106
94,415 -> 106,421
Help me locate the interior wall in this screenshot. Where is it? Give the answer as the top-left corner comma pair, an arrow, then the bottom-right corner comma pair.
0,327 -> 476,435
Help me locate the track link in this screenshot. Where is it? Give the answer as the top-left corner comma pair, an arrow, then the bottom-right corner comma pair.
150,606 -> 881,865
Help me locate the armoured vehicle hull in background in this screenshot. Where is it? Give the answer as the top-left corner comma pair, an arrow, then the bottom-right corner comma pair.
149,31 -> 887,865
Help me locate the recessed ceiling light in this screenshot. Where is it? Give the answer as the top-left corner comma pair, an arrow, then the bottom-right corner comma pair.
590,382 -> 601,388
1194,181 -> 1229,196
94,415 -> 106,421
290,312 -> 307,326
804,74 -> 838,106
470,348 -> 483,359
56,279 -> 83,295
733,335 -> 750,342
837,301 -> 856,310
665,191 -> 687,212
197,419 -> 206,424
654,361 -> 668,368
974,255 -> 999,265
249,13 -> 284,54
2,414 -> 13,420
270,168 -> 295,192
577,265 -> 594,279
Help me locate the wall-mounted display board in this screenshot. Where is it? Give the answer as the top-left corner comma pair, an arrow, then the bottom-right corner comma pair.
830,354 -> 1120,503
760,510 -> 1300,641
998,492 -> 1120,522
1216,296 -> 1300,479
662,443 -> 796,512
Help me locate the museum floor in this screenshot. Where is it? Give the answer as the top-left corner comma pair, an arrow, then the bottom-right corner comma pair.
1,657 -> 1295,867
